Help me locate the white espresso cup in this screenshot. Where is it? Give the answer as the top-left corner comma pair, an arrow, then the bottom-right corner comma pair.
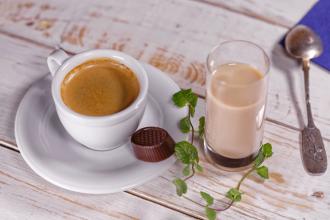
47,49 -> 149,150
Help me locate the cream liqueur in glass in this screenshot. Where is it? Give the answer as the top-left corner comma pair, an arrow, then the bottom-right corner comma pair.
205,41 -> 269,171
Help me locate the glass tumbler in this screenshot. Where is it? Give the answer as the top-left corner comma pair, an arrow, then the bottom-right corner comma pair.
204,40 -> 270,171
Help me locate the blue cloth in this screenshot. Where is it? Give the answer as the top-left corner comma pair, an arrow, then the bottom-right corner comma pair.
291,0 -> 330,70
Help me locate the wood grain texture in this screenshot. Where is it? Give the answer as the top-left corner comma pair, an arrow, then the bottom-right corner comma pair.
0,147 -> 193,220
195,0 -> 317,27
0,0 -> 330,219
0,34 -> 50,143
2,98 -> 330,219
0,34 -> 329,218
129,98 -> 330,220
0,0 -> 330,139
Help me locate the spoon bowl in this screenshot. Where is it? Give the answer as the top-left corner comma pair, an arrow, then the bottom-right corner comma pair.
285,25 -> 323,60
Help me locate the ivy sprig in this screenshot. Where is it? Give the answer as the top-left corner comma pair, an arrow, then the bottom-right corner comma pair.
172,89 -> 204,196
171,89 -> 273,220
225,143 -> 273,203
201,143 -> 273,220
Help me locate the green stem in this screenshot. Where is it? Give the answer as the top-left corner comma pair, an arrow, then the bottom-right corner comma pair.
188,104 -> 195,145
236,167 -> 255,190
214,200 -> 234,212
183,196 -> 205,208
236,156 -> 266,190
214,167 -> 255,211
180,149 -> 268,214
212,165 -> 259,212
219,158 -> 266,211
182,106 -> 196,182
183,164 -> 195,181
182,196 -> 234,212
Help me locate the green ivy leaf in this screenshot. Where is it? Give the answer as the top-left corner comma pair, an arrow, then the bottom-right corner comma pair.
174,141 -> 199,164
205,207 -> 216,220
172,89 -> 197,109
179,116 -> 191,133
261,143 -> 273,158
256,166 -> 269,179
195,163 -> 203,172
254,152 -> 264,168
182,165 -> 191,176
226,188 -> 242,202
172,89 -> 191,107
198,116 -> 205,138
172,178 -> 187,196
200,191 -> 214,206
189,94 -> 198,108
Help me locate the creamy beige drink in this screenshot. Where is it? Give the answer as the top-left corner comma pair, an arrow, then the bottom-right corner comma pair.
205,63 -> 267,166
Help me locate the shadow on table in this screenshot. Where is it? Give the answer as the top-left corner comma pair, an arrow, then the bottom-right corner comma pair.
270,44 -> 305,129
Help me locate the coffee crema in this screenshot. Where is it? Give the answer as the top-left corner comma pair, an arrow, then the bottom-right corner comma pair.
61,58 -> 140,116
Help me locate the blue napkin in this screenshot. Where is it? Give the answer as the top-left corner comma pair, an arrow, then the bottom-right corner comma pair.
291,0 -> 330,70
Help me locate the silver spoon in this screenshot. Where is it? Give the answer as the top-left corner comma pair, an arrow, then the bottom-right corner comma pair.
285,25 -> 327,175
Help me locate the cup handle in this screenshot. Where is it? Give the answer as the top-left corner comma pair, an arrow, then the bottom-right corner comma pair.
47,49 -> 70,77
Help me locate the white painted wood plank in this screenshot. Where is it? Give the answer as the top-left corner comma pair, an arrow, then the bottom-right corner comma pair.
196,0 -> 317,27
0,1 -> 329,219
1,99 -> 330,219
0,146 -> 193,220
130,98 -> 330,220
0,34 -> 50,143
0,38 -> 328,219
0,0 -> 330,139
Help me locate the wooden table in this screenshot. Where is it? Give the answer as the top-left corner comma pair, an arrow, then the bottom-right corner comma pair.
1,0 -> 329,219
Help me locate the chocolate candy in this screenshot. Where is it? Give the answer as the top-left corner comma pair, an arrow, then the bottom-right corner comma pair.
131,127 -> 175,162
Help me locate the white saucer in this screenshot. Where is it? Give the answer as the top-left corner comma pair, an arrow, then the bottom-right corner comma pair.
15,63 -> 186,194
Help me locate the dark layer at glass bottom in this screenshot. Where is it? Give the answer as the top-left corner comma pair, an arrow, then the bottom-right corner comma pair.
204,141 -> 258,168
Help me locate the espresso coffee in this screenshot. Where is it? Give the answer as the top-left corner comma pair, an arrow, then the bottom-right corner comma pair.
61,58 -> 140,116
